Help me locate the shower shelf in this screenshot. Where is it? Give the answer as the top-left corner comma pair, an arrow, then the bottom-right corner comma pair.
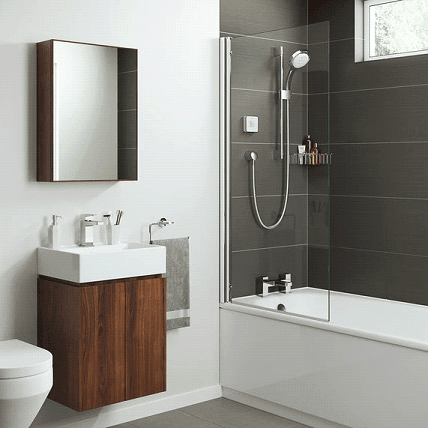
290,152 -> 332,165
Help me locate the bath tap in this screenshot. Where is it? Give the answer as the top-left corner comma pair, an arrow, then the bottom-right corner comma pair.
80,214 -> 104,246
256,273 -> 292,296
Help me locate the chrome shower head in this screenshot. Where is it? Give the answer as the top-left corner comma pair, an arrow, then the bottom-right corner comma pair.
289,50 -> 310,69
285,50 -> 310,92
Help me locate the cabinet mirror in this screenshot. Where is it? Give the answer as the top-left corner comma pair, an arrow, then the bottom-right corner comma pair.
37,40 -> 138,182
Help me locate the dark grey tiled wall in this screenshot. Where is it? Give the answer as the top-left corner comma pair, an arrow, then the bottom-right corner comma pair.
309,0 -> 428,305
222,0 -> 313,298
118,48 -> 138,180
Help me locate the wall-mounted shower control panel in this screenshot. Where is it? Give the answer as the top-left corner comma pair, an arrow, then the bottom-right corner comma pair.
243,115 -> 259,133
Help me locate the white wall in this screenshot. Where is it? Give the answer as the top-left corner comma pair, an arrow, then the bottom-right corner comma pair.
0,0 -> 220,425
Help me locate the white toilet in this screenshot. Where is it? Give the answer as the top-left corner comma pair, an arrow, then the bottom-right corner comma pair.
0,339 -> 53,428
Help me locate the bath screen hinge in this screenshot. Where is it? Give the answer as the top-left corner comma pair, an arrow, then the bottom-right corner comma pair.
228,283 -> 233,303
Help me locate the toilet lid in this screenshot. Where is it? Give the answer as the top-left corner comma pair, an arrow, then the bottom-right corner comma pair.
0,339 -> 52,379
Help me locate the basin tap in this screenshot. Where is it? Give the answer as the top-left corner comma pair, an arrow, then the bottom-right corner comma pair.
80,214 -> 104,247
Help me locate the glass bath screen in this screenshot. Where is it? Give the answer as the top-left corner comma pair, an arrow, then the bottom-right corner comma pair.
221,22 -> 331,321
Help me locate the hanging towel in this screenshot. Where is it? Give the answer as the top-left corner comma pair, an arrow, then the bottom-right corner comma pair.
153,237 -> 190,330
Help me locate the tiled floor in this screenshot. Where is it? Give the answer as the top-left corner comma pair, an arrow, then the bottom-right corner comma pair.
110,398 -> 311,428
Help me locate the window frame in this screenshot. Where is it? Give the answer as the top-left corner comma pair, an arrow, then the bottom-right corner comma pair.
363,0 -> 428,61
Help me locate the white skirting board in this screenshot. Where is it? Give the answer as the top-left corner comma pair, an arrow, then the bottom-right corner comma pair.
32,385 -> 222,428
222,387 -> 348,428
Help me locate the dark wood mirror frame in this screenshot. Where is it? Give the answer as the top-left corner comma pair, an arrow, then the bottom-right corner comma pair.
37,40 -> 138,182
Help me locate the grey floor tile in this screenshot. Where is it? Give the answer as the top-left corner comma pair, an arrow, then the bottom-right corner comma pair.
110,424 -> 136,428
180,398 -> 308,428
127,409 -> 220,428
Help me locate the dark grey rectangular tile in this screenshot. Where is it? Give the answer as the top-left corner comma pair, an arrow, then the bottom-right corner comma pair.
308,161 -> 330,195
387,253 -> 428,305
329,143 -> 389,197
118,71 -> 137,111
330,38 -> 428,93
386,142 -> 428,199
386,199 -> 428,256
308,21 -> 330,44
118,110 -> 137,149
330,85 -> 428,143
330,142 -> 428,199
221,0 -> 306,36
231,90 -> 307,144
308,194 -> 330,247
231,38 -> 308,93
231,195 -> 308,251
231,245 -> 307,298
118,48 -> 137,73
330,247 -> 388,298
308,0 -> 354,41
118,148 -> 137,180
230,143 -> 308,197
330,196 -> 388,252
308,93 -> 329,145
308,42 -> 329,94
308,245 -> 329,290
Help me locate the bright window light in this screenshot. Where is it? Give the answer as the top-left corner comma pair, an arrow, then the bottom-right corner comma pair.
364,0 -> 428,61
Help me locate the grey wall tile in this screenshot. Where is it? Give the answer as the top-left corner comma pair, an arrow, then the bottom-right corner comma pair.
118,148 -> 137,180
308,162 -> 329,195
221,0 -> 307,35
387,254 -> 428,305
308,194 -> 329,247
118,110 -> 137,149
231,195 -> 308,251
118,71 -> 137,111
231,38 -> 308,93
231,90 -> 307,144
330,38 -> 428,93
330,247 -> 388,298
118,48 -> 137,73
385,142 -> 428,199
330,86 -> 428,144
330,196 -> 388,252
231,245 -> 308,297
308,246 -> 329,289
386,199 -> 428,256
329,143 -> 389,197
230,143 -> 308,197
308,0 -> 354,41
308,93 -> 329,144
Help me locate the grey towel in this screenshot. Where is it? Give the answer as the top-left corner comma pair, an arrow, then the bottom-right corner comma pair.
153,237 -> 190,330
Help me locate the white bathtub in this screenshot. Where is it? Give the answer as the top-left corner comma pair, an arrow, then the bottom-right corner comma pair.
220,288 -> 428,428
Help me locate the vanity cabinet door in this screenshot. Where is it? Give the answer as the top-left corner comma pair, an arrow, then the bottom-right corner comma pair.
37,278 -> 127,411
37,274 -> 166,412
126,276 -> 166,400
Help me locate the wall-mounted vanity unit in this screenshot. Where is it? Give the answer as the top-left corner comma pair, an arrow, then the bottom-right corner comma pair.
37,243 -> 166,411
37,40 -> 138,182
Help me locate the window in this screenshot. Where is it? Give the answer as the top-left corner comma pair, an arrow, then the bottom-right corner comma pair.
363,0 -> 428,61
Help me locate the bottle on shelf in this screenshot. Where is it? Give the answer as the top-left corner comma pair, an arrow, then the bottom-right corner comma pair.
310,142 -> 321,165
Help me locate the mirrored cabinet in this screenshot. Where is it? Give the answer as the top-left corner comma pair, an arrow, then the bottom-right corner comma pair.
37,40 -> 138,182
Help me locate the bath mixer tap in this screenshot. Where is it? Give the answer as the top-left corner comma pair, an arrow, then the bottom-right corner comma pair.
256,273 -> 292,297
80,214 -> 104,246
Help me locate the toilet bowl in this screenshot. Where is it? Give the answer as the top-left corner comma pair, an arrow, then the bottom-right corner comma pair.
0,339 -> 53,428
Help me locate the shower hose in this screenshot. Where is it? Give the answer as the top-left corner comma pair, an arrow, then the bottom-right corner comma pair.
246,99 -> 290,230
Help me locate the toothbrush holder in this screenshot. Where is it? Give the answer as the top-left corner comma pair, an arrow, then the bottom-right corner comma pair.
107,224 -> 120,245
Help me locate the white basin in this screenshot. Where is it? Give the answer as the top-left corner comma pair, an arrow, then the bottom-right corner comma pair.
38,242 -> 166,283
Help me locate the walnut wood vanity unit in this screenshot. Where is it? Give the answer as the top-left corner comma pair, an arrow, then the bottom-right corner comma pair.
37,274 -> 166,411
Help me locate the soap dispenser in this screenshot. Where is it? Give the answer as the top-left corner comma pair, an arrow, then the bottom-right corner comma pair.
48,215 -> 62,249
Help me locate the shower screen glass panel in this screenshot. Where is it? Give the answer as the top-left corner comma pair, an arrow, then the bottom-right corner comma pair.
220,22 -> 330,321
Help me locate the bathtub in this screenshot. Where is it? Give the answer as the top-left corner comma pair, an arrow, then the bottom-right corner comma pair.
220,288 -> 428,428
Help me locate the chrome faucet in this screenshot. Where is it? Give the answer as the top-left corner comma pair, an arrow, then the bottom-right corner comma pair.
80,214 -> 104,246
256,273 -> 292,297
